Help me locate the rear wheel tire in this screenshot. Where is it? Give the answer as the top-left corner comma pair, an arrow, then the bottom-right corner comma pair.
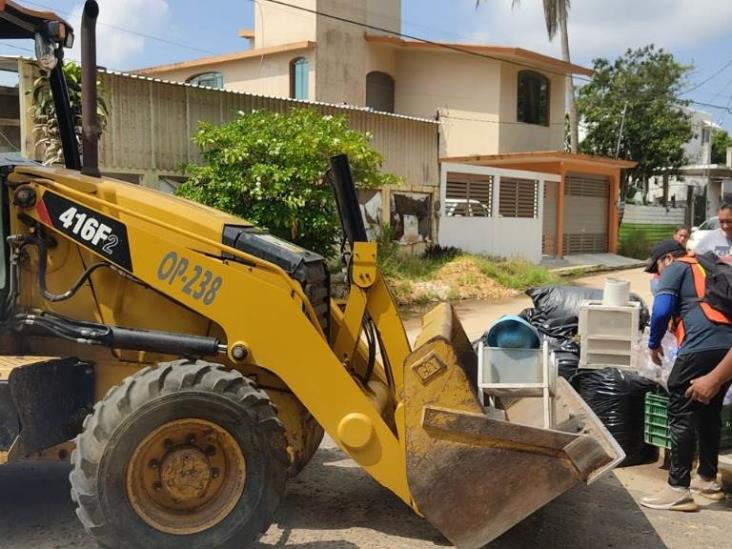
69,359 -> 288,549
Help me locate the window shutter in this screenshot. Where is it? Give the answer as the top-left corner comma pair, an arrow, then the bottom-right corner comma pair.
499,177 -> 538,218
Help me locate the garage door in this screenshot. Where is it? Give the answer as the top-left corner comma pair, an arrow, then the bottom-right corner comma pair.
563,174 -> 609,254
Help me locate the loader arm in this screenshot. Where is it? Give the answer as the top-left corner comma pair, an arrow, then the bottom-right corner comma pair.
10,166 -> 415,503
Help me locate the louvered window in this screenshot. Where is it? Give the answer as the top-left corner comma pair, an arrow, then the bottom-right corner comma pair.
445,174 -> 493,217
499,177 -> 539,218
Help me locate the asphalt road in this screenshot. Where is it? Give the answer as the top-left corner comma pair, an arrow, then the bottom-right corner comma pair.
2,268 -> 730,548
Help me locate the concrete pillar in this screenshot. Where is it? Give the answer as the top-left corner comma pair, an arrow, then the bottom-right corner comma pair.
556,167 -> 565,257
726,146 -> 732,168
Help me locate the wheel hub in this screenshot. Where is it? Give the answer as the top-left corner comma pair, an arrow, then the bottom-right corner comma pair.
160,446 -> 212,502
127,418 -> 246,535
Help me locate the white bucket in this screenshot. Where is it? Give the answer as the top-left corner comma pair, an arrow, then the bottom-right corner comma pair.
603,278 -> 630,307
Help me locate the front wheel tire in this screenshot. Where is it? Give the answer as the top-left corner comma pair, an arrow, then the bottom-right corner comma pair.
70,359 -> 288,548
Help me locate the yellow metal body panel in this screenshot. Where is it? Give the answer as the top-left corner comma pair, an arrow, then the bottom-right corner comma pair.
5,168 -> 412,502
0,166 -> 622,546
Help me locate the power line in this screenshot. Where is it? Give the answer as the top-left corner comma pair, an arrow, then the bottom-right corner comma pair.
254,0 -> 732,118
251,0 -> 596,83
682,58 -> 732,94
22,0 -> 219,56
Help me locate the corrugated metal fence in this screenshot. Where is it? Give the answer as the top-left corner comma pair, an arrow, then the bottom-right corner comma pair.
19,60 -> 438,189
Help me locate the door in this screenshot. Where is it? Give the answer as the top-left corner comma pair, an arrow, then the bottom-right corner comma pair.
563,173 -> 609,254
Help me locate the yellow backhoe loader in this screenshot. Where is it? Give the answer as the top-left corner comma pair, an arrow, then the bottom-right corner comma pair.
0,2 -> 624,547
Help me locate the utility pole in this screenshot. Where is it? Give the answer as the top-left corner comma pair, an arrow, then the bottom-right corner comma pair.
615,101 -> 628,158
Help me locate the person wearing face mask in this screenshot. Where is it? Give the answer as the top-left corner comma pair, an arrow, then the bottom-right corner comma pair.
640,240 -> 732,511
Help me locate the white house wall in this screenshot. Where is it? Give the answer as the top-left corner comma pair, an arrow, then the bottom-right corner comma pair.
438,163 -> 558,263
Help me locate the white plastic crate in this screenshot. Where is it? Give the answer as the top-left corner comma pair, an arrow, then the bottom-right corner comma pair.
579,300 -> 640,370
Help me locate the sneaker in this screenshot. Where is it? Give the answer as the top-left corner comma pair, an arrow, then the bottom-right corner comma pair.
640,485 -> 699,511
691,475 -> 726,501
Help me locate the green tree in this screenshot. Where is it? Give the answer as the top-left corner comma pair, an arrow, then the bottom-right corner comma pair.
577,45 -> 693,199
476,0 -> 579,153
31,61 -> 108,165
712,129 -> 732,165
177,108 -> 400,257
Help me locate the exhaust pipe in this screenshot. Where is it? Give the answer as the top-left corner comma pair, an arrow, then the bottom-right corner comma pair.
80,0 -> 100,177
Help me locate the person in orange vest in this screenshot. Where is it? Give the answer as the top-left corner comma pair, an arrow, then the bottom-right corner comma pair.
640,239 -> 732,511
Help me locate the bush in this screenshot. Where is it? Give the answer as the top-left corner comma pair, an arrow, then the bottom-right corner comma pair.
177,108 -> 400,258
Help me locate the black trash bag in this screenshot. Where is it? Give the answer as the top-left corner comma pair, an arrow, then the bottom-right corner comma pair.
526,285 -> 650,330
554,351 -> 579,380
519,307 -> 580,359
572,368 -> 658,467
519,308 -> 578,339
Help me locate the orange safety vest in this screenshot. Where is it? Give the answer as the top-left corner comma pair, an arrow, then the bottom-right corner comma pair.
671,256 -> 732,346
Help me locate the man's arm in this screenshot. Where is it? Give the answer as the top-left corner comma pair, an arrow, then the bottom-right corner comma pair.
686,348 -> 732,404
648,293 -> 677,365
648,262 -> 684,365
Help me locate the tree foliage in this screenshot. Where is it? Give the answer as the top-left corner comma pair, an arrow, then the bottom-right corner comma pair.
578,45 -> 693,188
177,108 -> 400,257
31,61 -> 108,165
712,129 -> 732,165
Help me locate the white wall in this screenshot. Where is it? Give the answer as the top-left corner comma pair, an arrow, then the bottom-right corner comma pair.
682,108 -> 714,165
438,163 -> 558,263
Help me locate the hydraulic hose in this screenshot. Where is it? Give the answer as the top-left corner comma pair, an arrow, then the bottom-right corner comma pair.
27,236 -> 111,302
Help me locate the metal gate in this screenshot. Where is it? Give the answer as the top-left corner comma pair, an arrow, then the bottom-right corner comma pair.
562,173 -> 609,254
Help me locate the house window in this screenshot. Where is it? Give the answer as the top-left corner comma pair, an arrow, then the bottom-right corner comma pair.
366,71 -> 395,113
290,57 -> 309,100
187,72 -> 223,89
517,70 -> 550,126
701,128 -> 710,145
445,173 -> 493,217
499,177 -> 539,218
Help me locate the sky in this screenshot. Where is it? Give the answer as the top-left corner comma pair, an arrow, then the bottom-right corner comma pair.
4,0 -> 732,131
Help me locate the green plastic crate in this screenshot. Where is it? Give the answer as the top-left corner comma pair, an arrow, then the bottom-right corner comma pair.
644,392 -> 732,450
644,393 -> 671,449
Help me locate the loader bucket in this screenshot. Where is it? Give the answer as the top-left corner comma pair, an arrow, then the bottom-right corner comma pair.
403,303 -> 624,549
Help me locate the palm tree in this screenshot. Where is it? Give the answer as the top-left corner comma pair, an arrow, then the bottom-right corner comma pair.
477,0 -> 579,153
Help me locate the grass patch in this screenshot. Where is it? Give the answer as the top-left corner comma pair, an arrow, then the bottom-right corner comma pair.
375,242 -> 559,305
473,256 -> 560,291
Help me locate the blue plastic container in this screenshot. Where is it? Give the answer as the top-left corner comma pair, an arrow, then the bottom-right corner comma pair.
482,315 -> 541,349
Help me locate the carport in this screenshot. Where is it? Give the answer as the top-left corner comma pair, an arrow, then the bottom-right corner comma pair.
442,151 -> 637,258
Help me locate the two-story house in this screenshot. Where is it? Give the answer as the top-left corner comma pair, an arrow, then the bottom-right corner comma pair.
137,0 -> 635,262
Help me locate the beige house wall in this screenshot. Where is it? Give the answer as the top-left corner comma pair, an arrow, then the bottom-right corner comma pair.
497,63 -> 566,153
147,51 -> 315,100
366,44 -> 397,77
393,50 -> 501,157
254,0 -> 316,48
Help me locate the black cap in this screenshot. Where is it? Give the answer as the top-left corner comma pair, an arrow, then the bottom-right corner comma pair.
645,239 -> 686,273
